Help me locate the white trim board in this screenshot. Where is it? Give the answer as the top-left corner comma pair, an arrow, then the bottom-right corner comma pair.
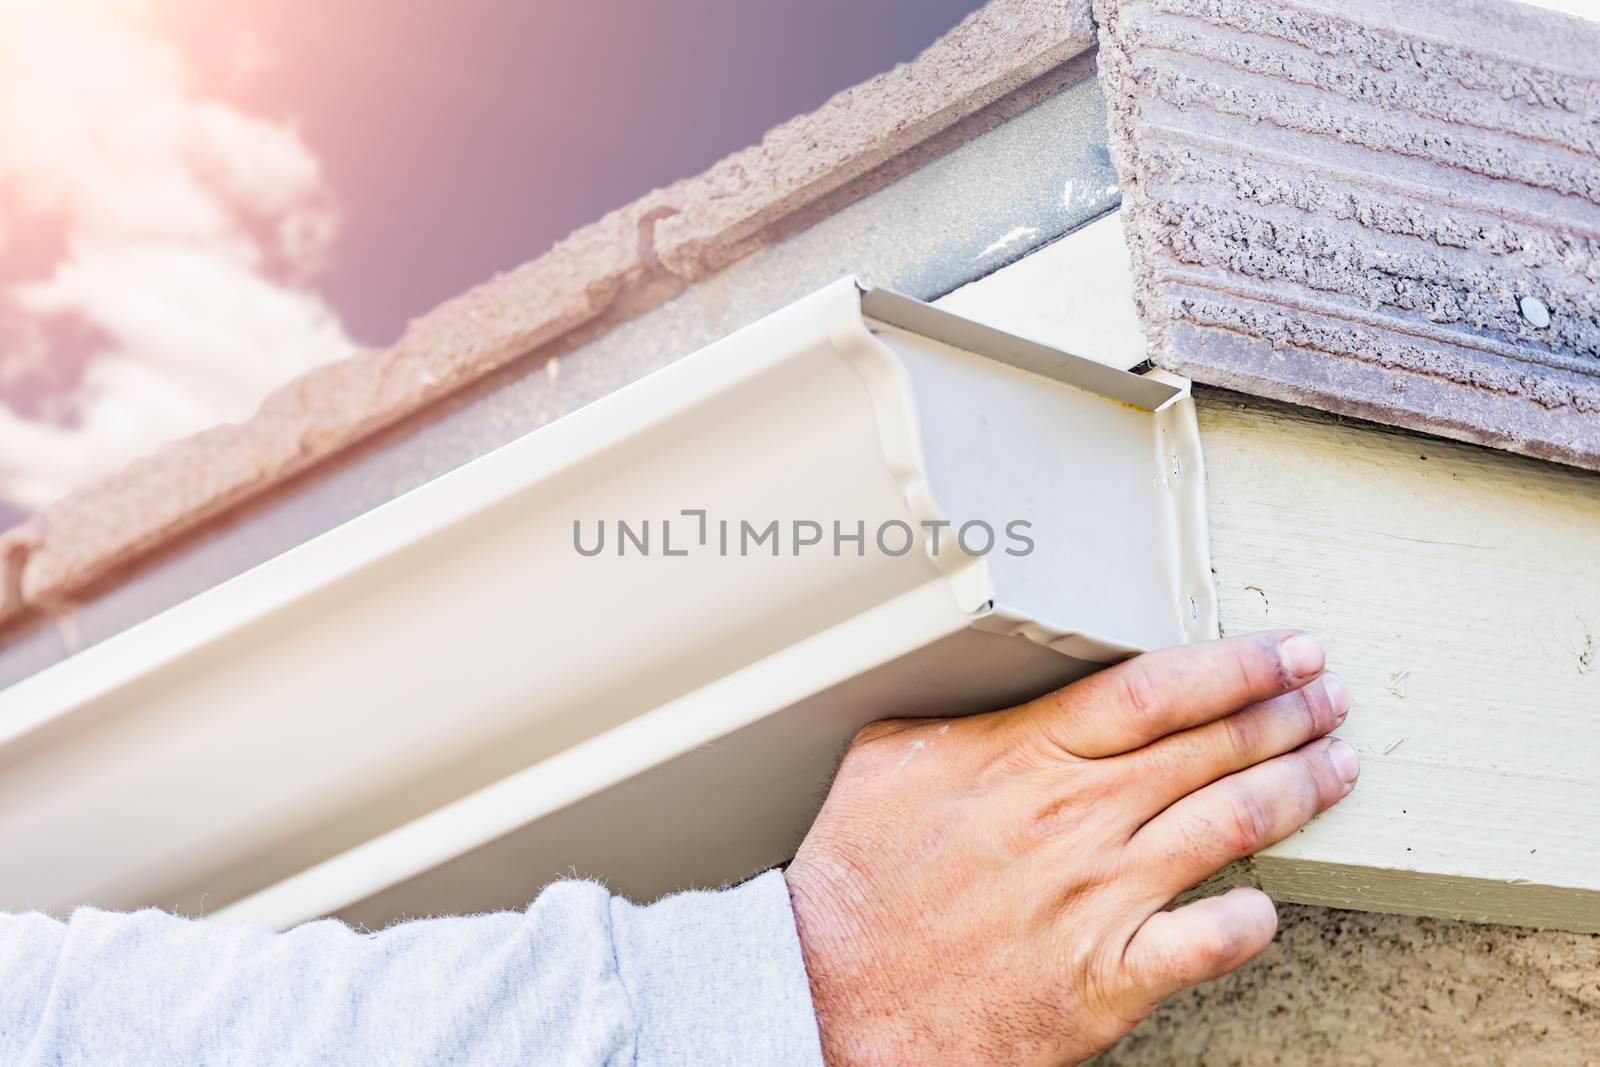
1198,390 -> 1600,932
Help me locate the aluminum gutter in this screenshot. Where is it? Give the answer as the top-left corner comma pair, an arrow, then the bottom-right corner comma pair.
0,278 -> 1212,927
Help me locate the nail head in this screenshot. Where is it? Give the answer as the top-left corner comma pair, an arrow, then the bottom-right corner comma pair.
1517,295 -> 1551,329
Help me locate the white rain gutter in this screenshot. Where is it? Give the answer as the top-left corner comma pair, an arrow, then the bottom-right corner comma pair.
0,277 -> 1215,930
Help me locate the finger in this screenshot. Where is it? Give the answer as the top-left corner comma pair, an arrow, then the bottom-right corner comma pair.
1107,673 -> 1349,820
1011,631 -> 1327,758
1129,736 -> 1360,896
1123,887 -> 1278,1006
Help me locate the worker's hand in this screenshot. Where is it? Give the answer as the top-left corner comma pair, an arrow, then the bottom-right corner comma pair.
785,631 -> 1356,1067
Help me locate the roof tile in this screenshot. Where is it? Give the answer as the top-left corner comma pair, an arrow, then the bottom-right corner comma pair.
653,0 -> 1095,277
1096,0 -> 1600,469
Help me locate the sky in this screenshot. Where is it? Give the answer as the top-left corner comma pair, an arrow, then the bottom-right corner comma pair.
0,0 -> 984,524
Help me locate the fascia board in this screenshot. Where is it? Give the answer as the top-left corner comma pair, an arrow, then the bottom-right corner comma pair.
0,277 -> 1212,926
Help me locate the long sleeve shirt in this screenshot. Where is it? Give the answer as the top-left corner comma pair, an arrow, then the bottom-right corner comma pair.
0,870 -> 826,1067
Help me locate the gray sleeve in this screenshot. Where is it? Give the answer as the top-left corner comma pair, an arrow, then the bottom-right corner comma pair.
0,869 -> 825,1067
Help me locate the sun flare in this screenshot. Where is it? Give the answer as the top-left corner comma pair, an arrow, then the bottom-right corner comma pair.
0,0 -> 351,508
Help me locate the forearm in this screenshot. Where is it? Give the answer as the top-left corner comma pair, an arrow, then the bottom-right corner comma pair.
0,871 -> 823,1067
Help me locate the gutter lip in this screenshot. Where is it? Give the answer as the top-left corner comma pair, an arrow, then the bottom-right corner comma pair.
858,280 -> 1181,411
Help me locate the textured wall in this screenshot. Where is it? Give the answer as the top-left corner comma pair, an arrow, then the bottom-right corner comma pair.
1098,901 -> 1600,1066
1096,0 -> 1600,471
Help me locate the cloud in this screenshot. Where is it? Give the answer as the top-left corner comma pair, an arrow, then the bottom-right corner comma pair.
0,0 -> 353,509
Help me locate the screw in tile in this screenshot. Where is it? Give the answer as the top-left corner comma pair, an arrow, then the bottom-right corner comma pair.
1517,295 -> 1551,329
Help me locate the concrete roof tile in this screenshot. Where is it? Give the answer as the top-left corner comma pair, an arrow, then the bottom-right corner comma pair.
652,0 -> 1096,277
1096,0 -> 1600,469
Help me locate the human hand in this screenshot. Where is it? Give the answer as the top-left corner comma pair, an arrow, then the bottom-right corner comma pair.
785,631 -> 1356,1066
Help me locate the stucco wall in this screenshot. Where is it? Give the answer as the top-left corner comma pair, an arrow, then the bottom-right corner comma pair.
1099,902 -> 1600,1065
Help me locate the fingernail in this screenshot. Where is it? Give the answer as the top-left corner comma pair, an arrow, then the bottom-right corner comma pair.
1328,738 -> 1360,785
1323,673 -> 1349,723
1278,633 -> 1324,680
